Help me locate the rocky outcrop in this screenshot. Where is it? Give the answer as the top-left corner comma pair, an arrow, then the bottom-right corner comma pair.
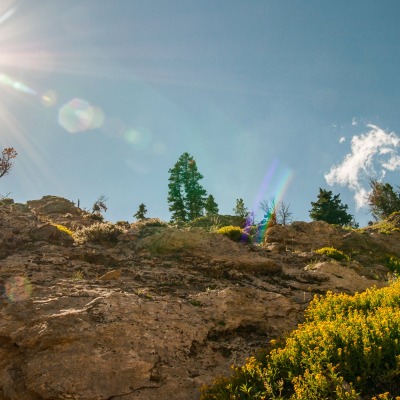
0,197 -> 393,400
265,220 -> 345,251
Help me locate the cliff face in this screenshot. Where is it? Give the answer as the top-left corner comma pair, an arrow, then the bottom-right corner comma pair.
0,196 -> 395,400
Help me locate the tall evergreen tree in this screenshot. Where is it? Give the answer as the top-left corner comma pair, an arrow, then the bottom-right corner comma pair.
309,188 -> 353,226
167,153 -> 207,222
184,158 -> 207,220
204,194 -> 219,216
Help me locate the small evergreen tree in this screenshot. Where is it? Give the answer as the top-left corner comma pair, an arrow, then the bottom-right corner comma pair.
133,203 -> 148,220
233,198 -> 248,218
0,147 -> 17,178
167,153 -> 207,222
204,194 -> 219,216
368,179 -> 400,220
309,188 -> 353,226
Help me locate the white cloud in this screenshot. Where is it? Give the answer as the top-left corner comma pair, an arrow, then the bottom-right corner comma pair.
325,125 -> 400,209
339,136 -> 345,143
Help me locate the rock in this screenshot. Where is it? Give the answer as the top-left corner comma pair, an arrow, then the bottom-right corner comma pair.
266,221 -> 344,251
30,223 -> 74,245
302,261 -> 386,294
27,195 -> 79,216
99,269 -> 121,281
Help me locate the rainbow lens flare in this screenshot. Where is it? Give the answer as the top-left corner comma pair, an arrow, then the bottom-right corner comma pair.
58,98 -> 104,133
248,159 -> 294,243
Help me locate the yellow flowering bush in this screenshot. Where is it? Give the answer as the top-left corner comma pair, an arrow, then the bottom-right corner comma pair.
53,223 -> 74,236
315,246 -> 350,261
201,281 -> 400,399
217,225 -> 249,242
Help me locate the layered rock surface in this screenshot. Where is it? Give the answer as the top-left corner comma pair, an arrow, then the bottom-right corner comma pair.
0,196 -> 395,400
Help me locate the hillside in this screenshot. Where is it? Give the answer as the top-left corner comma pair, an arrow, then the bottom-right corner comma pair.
0,196 -> 399,400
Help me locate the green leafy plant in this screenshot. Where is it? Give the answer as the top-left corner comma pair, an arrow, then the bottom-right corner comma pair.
315,246 -> 350,261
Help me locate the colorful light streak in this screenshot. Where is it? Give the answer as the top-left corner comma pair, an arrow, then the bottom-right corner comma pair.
245,159 -> 294,244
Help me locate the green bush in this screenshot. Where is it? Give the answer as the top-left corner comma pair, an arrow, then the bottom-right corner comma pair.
315,246 -> 349,261
201,281 -> 400,399
217,225 -> 248,242
74,222 -> 124,244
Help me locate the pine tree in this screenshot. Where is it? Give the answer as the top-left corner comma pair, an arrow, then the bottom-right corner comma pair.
184,158 -> 207,220
233,198 -> 248,218
133,203 -> 147,220
368,179 -> 400,220
167,153 -> 207,222
204,194 -> 219,216
309,188 -> 353,226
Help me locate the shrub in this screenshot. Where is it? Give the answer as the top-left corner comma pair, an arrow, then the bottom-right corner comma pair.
84,212 -> 104,222
386,256 -> 400,274
134,218 -> 167,228
217,225 -> 249,242
116,220 -> 130,229
74,222 -> 124,244
201,281 -> 400,399
315,246 -> 349,261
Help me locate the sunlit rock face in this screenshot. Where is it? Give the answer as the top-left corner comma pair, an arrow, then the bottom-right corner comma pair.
0,197 -> 391,400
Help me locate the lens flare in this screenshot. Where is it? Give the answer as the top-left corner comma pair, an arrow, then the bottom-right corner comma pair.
4,276 -> 32,302
123,128 -> 152,150
58,98 -> 104,133
41,90 -> 57,107
0,72 -> 37,95
247,159 -> 294,243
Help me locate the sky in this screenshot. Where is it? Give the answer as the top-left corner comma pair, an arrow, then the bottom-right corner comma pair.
1,0 -> 400,227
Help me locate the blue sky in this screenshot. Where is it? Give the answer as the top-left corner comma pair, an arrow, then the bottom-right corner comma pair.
1,0 -> 400,226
